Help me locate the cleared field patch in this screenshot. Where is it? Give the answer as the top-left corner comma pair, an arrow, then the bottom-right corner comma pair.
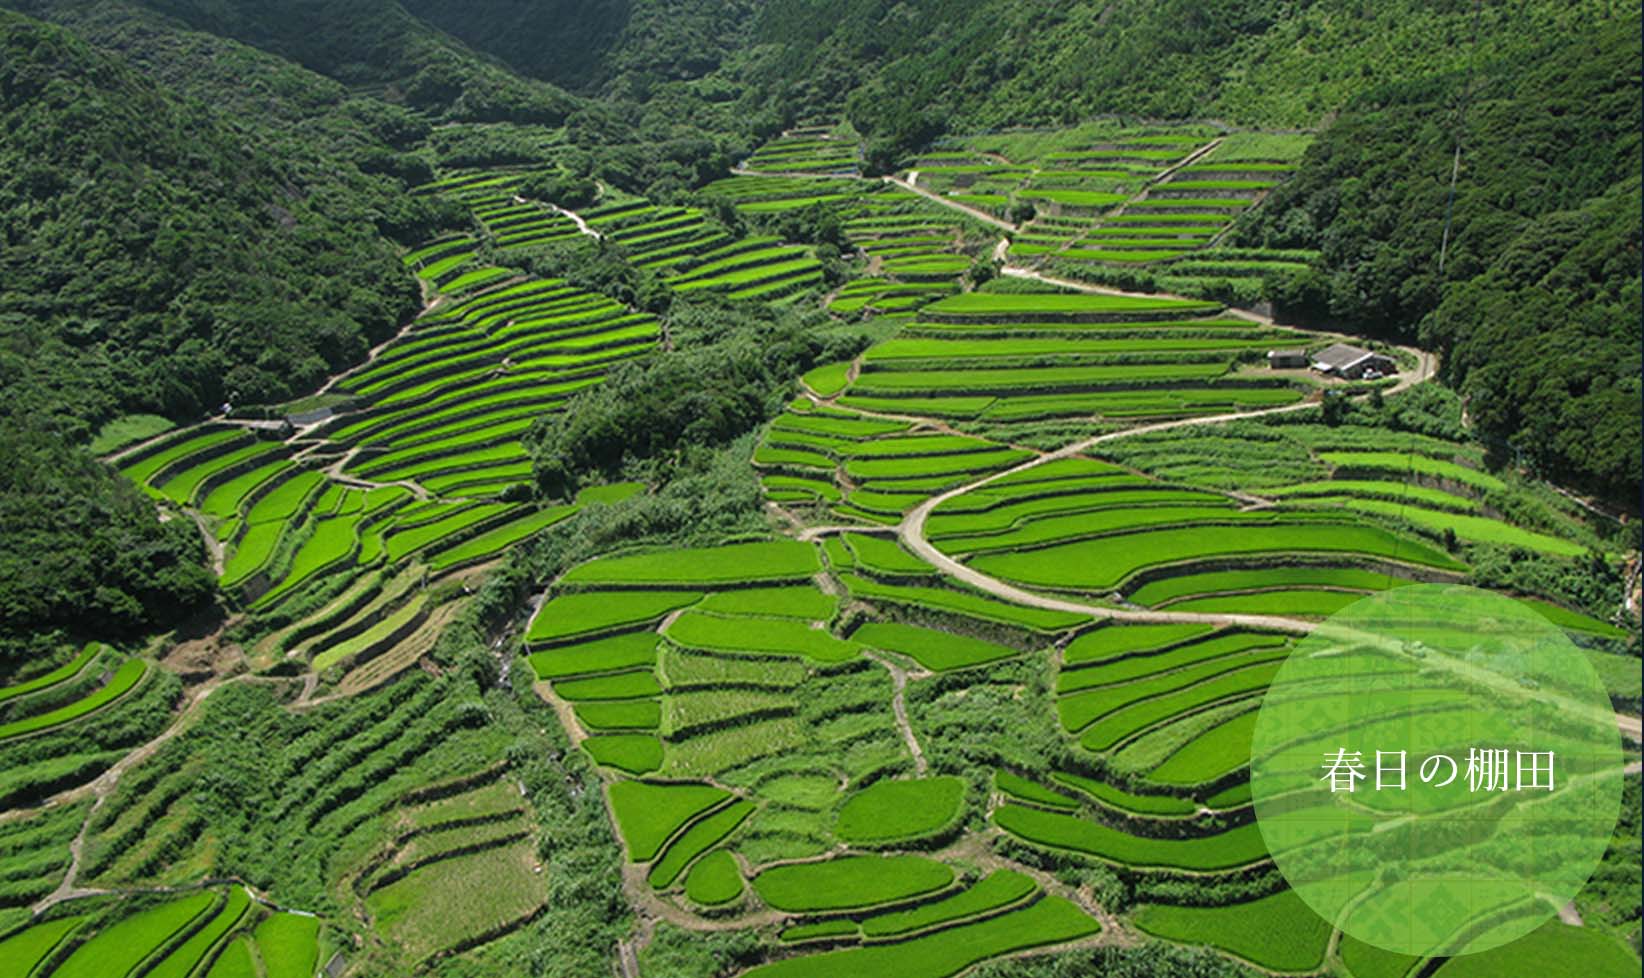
835,776 -> 965,845
366,839 -> 546,963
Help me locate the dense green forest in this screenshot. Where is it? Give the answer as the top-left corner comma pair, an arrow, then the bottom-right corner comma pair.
0,0 -> 1637,656
1240,11 -> 1641,502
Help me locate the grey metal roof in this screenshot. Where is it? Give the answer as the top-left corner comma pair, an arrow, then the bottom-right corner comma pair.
1311,343 -> 1387,371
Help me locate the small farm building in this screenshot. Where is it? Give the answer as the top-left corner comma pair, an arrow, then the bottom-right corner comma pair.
1311,343 -> 1396,379
1267,349 -> 1309,369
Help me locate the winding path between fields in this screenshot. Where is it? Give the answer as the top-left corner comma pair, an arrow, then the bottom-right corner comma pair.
891,327 -> 1433,636
887,172 -> 1018,233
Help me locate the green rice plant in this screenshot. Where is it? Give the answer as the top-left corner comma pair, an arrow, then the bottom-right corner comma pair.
244,471 -> 325,525
665,612 -> 861,663
157,442 -> 280,505
198,459 -> 293,520
0,916 -> 84,977
837,573 -> 1088,632
941,503 -> 1267,555
0,659 -> 147,740
1050,773 -> 1195,815
684,849 -> 744,906
118,429 -> 242,487
1127,566 -> 1404,606
648,801 -> 755,888
205,936 -> 258,978
253,512 -> 363,608
606,781 -> 731,862
91,414 -> 176,455
529,591 -> 701,646
0,642 -> 101,705
861,869 -> 1037,938
780,919 -> 859,942
553,670 -> 661,701
849,363 -> 1228,396
664,689 -> 796,736
776,412 -> 909,440
837,395 -> 995,418
1334,498 -> 1587,556
584,735 -> 663,775
696,586 -> 837,620
994,771 -> 1078,810
576,700 -> 661,731
1318,451 -> 1506,493
148,886 -> 252,978
562,540 -> 820,587
426,503 -> 581,571
1146,710 -> 1258,785
835,777 -> 965,845
660,647 -> 807,690
922,293 -> 1217,320
384,503 -> 514,563
843,534 -> 934,578
1061,623 -> 1218,666
1131,889 -> 1329,971
854,623 -> 1019,672
1429,919 -> 1641,978
752,854 -> 953,912
1058,632 -> 1288,692
1071,660 -> 1288,752
52,890 -> 217,978
1526,599 -> 1628,639
527,633 -> 658,680
1166,589 -> 1367,616
740,895 -> 1099,978
968,522 -> 1466,592
993,804 -> 1267,870
308,594 -> 429,673
1337,934 -> 1420,978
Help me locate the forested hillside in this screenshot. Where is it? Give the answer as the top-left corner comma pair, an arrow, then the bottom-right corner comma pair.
1240,12 -> 1641,503
0,3 -> 1638,978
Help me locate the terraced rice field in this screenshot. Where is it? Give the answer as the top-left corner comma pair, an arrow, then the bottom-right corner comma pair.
111,169 -> 667,690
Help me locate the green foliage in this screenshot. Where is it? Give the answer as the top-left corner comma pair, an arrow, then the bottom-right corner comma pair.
0,10 -> 421,428
526,295 -> 864,497
0,412 -> 214,657
1242,12 -> 1641,504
